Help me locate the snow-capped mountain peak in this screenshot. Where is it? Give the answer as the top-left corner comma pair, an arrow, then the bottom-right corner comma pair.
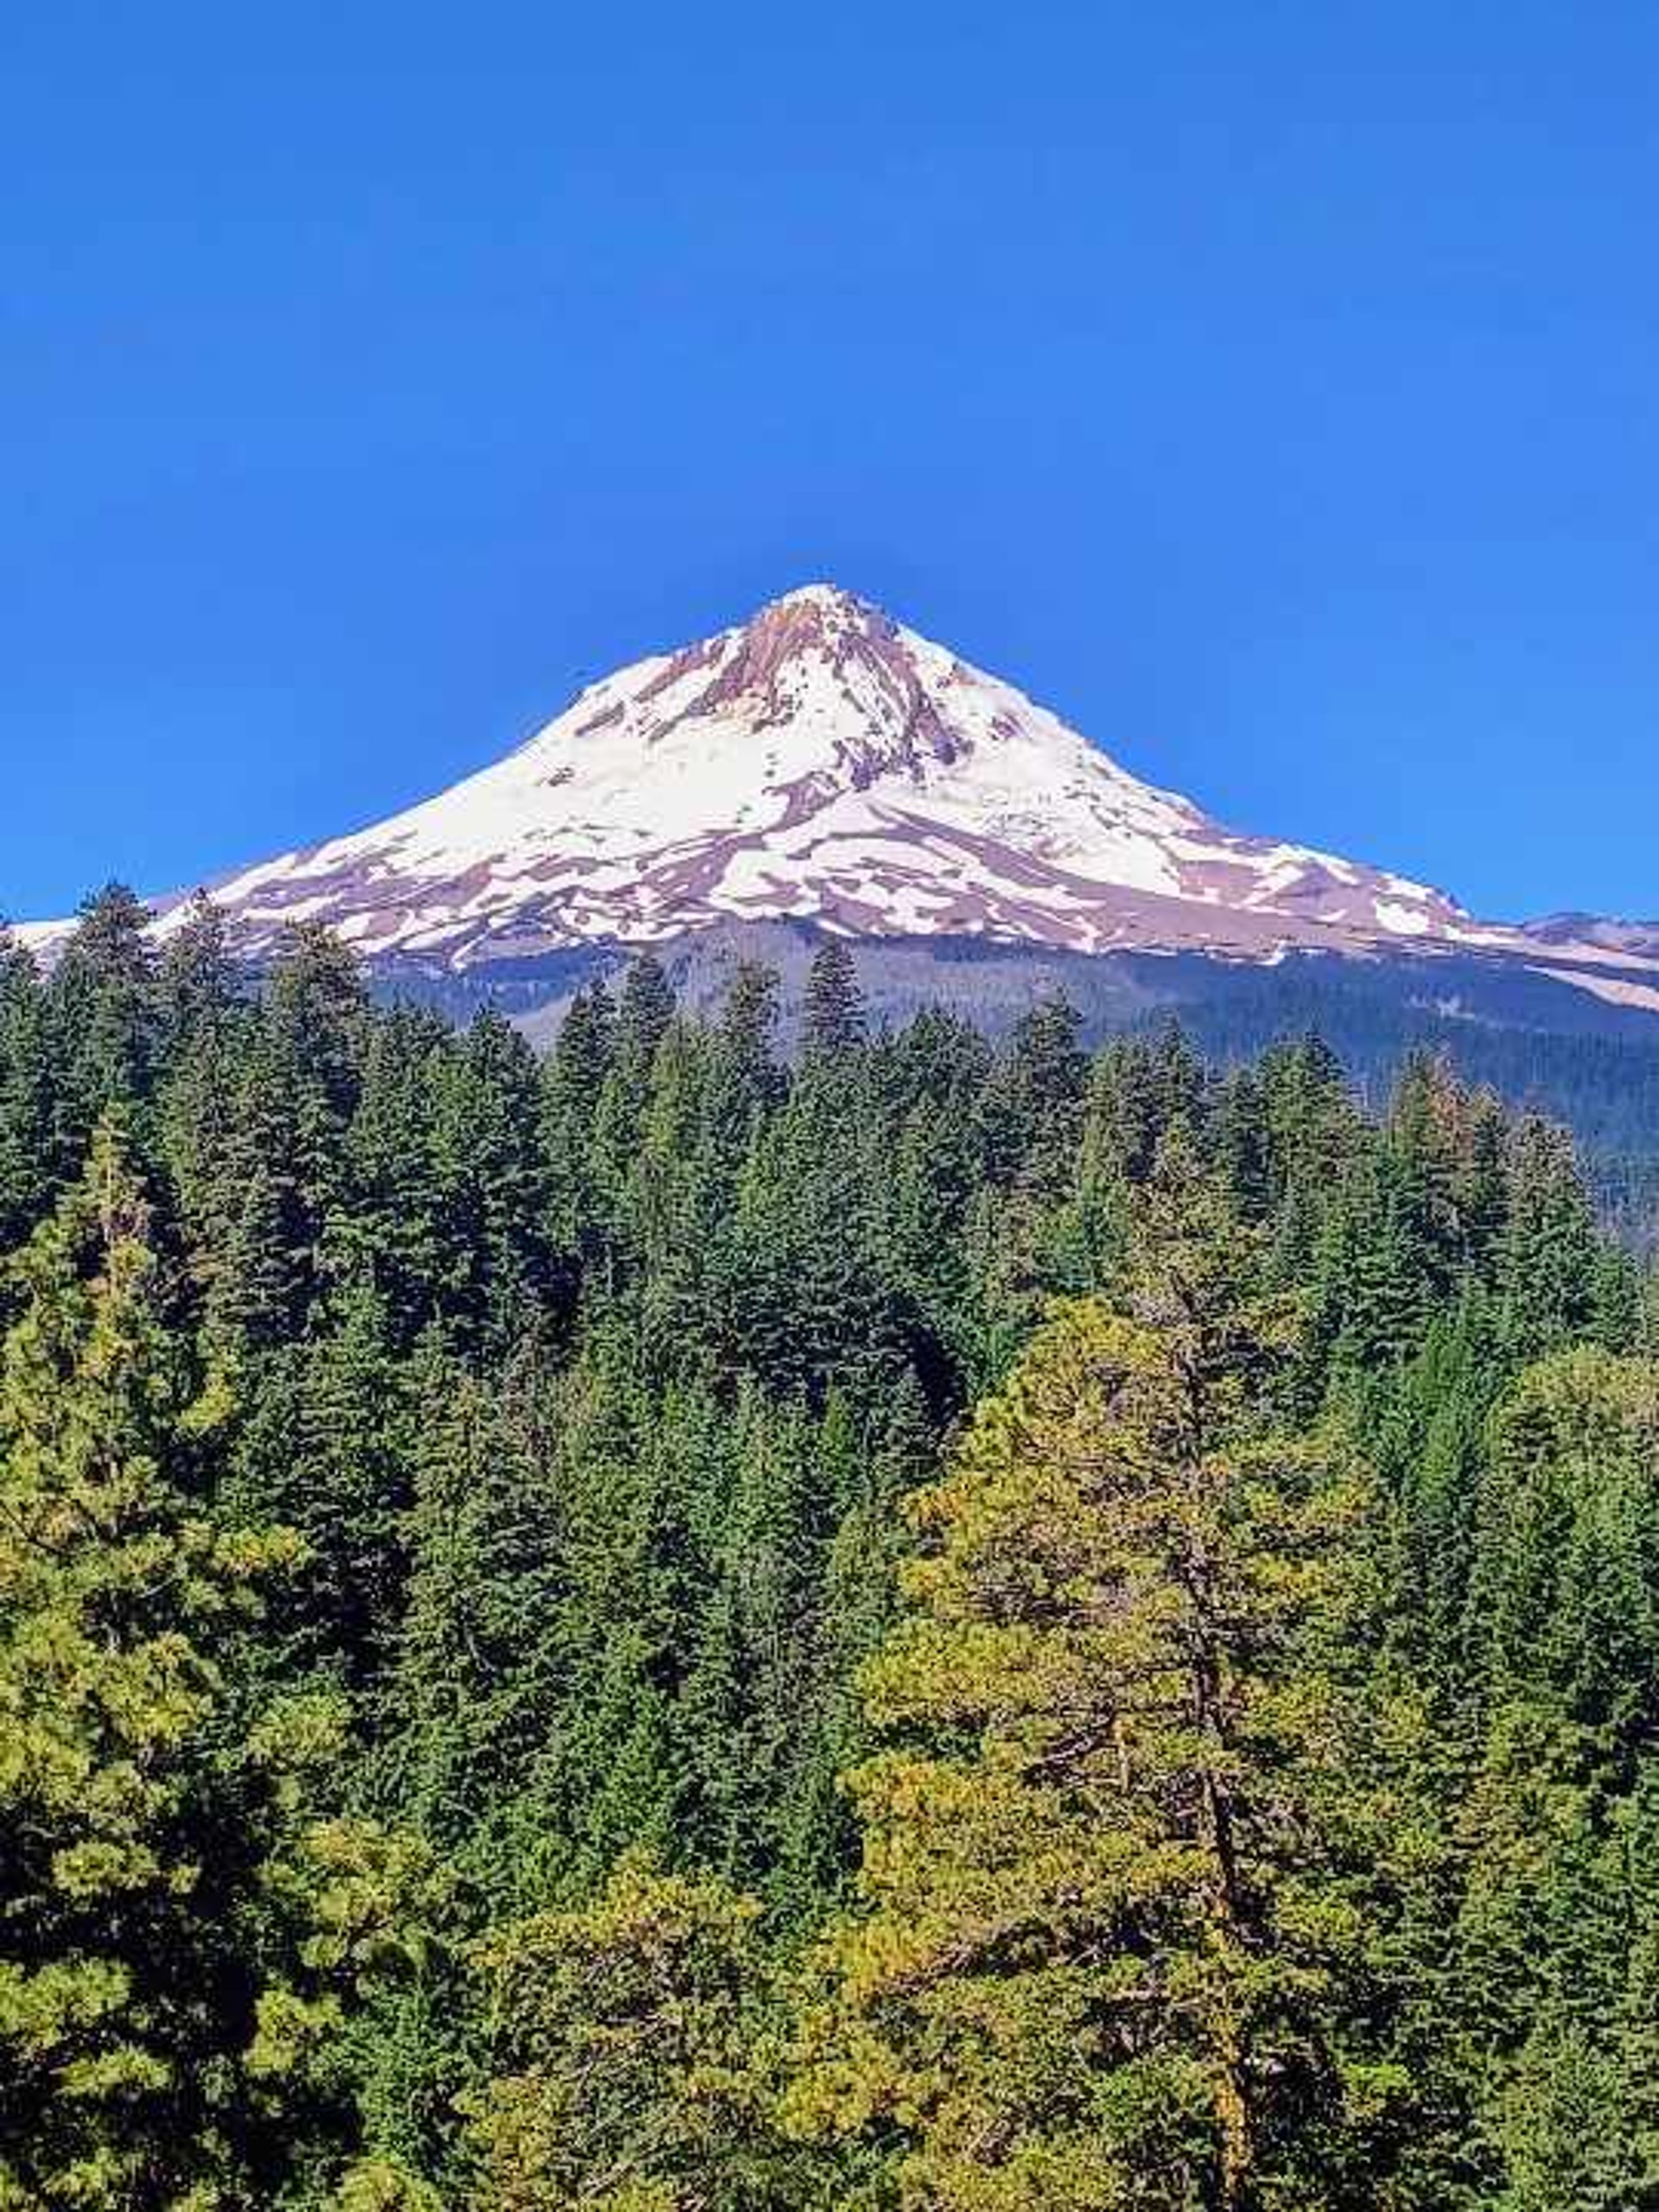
23,586 -> 1500,967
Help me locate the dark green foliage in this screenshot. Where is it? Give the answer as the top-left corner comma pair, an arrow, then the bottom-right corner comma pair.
799,937 -> 867,1061
0,929 -> 56,1258
4,910 -> 1659,2206
51,884 -> 162,1126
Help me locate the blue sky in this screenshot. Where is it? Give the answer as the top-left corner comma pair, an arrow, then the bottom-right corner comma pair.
3,1 -> 1656,922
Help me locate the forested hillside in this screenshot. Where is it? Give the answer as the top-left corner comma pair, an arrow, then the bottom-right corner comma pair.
4,885 -> 1659,2209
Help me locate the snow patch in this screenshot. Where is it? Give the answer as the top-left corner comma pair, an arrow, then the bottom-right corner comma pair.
18,584 -> 1507,972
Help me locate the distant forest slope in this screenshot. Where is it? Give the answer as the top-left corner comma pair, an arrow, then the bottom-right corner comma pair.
382,924 -> 1659,1243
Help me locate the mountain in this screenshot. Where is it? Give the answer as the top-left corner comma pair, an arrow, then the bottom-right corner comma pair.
19,583 -> 1659,1027
1520,913 -> 1659,962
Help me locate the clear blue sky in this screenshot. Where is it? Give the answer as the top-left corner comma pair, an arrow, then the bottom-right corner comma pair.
4,1 -> 1656,923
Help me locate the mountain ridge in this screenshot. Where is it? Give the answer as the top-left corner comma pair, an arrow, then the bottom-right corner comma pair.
16,584 -> 1656,1017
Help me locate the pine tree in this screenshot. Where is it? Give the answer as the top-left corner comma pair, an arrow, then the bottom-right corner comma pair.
1211,1065 -> 1274,1220
792,1149 -> 1374,2210
207,1040 -> 316,1351
156,889 -> 245,1050
679,1389 -> 831,1899
1305,1143 -> 1434,1385
517,1339 -> 700,1899
0,1122 -> 302,2208
1256,1033 -> 1364,1275
155,896 -> 254,1315
706,964 -> 785,1159
1378,1286 -> 1500,1668
465,1855 -> 787,2212
772,1381 -> 935,1923
203,926 -> 370,1351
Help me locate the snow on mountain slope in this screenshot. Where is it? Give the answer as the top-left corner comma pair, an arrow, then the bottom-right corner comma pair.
1521,914 -> 1659,962
40,583 -> 1514,969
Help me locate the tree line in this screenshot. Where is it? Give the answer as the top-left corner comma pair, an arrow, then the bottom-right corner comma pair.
3,884 -> 1658,2209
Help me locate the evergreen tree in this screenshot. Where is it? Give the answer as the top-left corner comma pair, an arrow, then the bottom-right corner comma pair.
433,1007 -> 556,1350
518,1340 -> 700,1899
0,929 -> 55,1259
982,990 -> 1087,1189
613,949 -> 677,1071
385,1337 -> 566,1892
229,1277 -> 416,1691
327,1007 -> 448,1342
48,885 -> 161,1142
706,964 -> 785,1154
465,1856 -> 787,2212
1497,1116 -> 1604,1360
543,977 -> 617,1269
799,938 -> 867,1062
156,890 -> 245,1050
205,926 -> 370,1351
155,896 -> 253,1315
0,1124 -> 302,2209
793,1154 -> 1375,2209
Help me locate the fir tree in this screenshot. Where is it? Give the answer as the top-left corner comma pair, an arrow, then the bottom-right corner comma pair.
49,883 -> 161,1123
0,928 -> 55,1259
799,938 -> 867,1062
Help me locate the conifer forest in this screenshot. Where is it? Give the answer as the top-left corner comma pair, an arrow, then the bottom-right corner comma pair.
9,883 -> 1659,2212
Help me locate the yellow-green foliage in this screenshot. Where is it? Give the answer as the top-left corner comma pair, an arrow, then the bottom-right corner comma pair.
0,1122 -> 301,2209
465,1854 -> 772,2212
791,1159 -> 1370,2210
